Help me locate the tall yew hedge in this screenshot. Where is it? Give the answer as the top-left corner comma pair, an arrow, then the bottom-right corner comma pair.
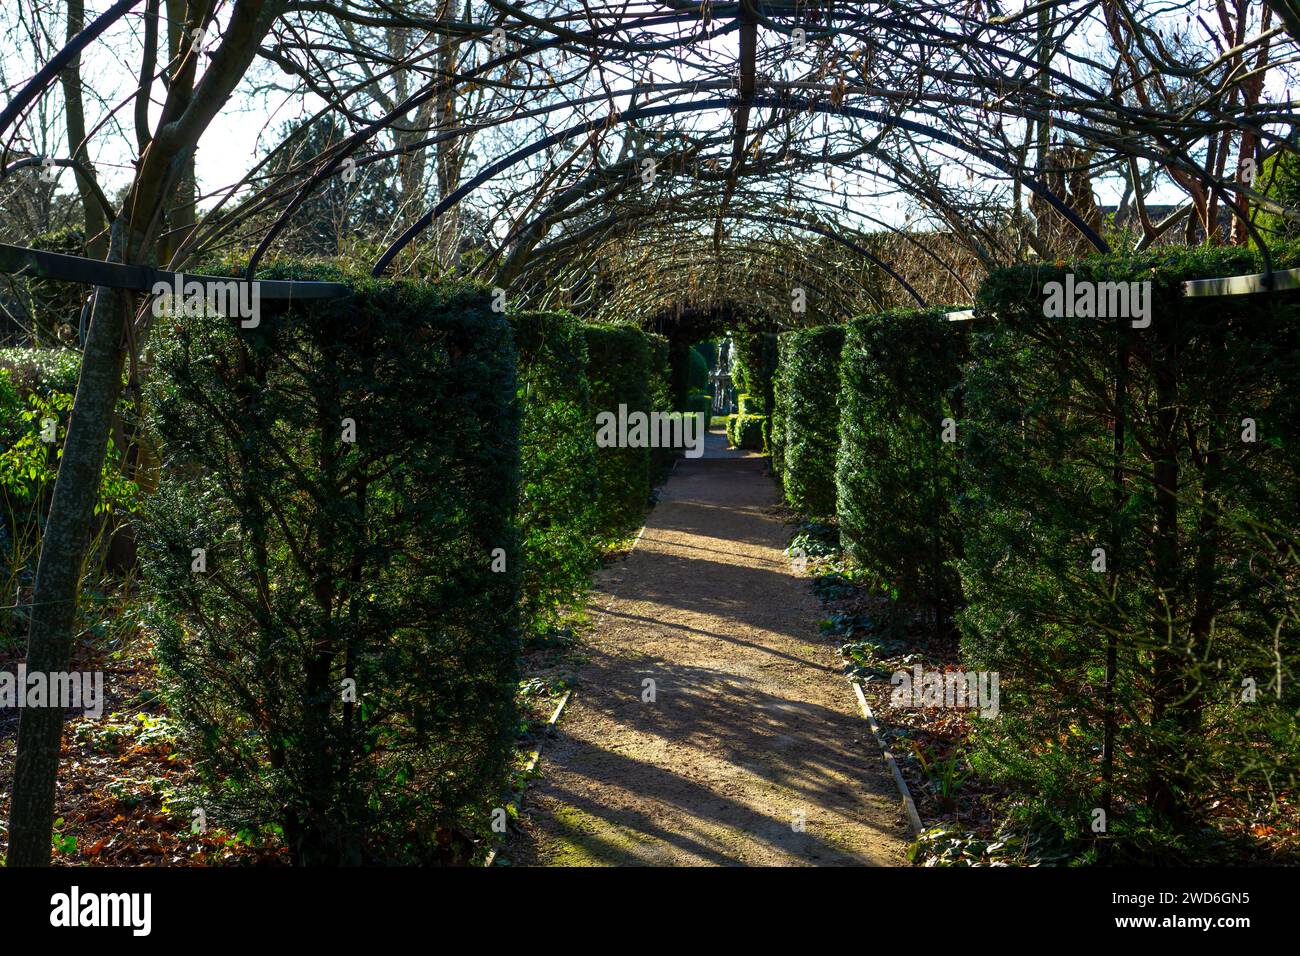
584,324 -> 655,540
776,325 -> 844,519
960,249 -> 1300,856
141,270 -> 522,865
513,311 -> 599,635
836,309 -> 966,618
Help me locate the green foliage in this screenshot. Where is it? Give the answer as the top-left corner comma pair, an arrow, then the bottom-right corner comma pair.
1253,144 -> 1300,243
961,248 -> 1300,853
726,413 -> 766,450
667,340 -> 710,408
686,346 -> 709,392
777,325 -> 844,519
770,341 -> 788,487
0,364 -> 138,650
836,309 -> 965,616
584,324 -> 654,541
0,347 -> 84,397
647,333 -> 678,482
730,330 -> 778,414
140,268 -> 522,864
685,389 -> 713,421
512,311 -> 600,635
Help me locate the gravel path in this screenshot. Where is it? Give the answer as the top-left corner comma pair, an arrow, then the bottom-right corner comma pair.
508,430 -> 911,866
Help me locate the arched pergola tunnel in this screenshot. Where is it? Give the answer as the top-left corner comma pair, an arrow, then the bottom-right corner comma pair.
2,0 -> 1299,873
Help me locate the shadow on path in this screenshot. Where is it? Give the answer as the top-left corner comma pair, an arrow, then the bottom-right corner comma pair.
508,430 -> 910,866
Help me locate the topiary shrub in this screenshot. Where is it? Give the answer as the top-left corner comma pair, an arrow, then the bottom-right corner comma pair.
648,332 -> 678,482
836,308 -> 965,616
685,388 -> 713,422
512,311 -> 599,635
140,268 -> 522,865
584,324 -> 654,540
727,412 -> 766,450
777,325 -> 844,519
731,330 -> 778,414
960,247 -> 1300,856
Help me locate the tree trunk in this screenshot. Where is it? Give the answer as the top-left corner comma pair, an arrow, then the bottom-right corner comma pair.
7,231 -> 133,865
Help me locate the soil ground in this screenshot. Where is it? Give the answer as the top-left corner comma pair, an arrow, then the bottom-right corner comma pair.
507,430 -> 911,866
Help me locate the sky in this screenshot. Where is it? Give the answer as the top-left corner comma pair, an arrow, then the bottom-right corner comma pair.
1,0 -> 1290,244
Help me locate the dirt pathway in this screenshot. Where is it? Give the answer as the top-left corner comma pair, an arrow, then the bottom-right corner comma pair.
508,430 -> 911,866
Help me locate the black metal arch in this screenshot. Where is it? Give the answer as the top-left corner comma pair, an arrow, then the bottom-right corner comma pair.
372,93 -> 1112,277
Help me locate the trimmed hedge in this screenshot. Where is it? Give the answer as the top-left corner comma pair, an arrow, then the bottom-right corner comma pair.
731,330 -> 778,415
836,309 -> 965,616
960,248 -> 1300,850
777,325 -> 844,519
727,412 -> 766,450
770,339 -> 789,486
584,324 -> 655,540
140,269 -> 522,864
685,388 -> 713,421
513,311 -> 599,635
648,333 -> 678,482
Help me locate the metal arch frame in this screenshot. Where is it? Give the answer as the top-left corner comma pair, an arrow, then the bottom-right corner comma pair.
501,180 -> 978,301
507,201 -> 929,306
373,93 -> 1112,276
577,254 -> 855,326
574,233 -> 883,316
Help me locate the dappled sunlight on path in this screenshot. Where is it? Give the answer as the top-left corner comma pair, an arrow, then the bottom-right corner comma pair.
509,431 -> 910,866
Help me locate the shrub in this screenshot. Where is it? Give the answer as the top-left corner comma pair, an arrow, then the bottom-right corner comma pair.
727,413 -> 766,450
0,354 -> 139,649
836,309 -> 965,616
669,340 -> 711,408
685,388 -> 713,421
777,325 -> 844,519
0,347 -> 83,398
140,269 -> 522,864
512,311 -> 599,635
770,340 -> 788,487
584,324 -> 654,540
960,248 -> 1300,855
731,330 -> 778,413
647,333 -> 678,482
687,346 -> 709,392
